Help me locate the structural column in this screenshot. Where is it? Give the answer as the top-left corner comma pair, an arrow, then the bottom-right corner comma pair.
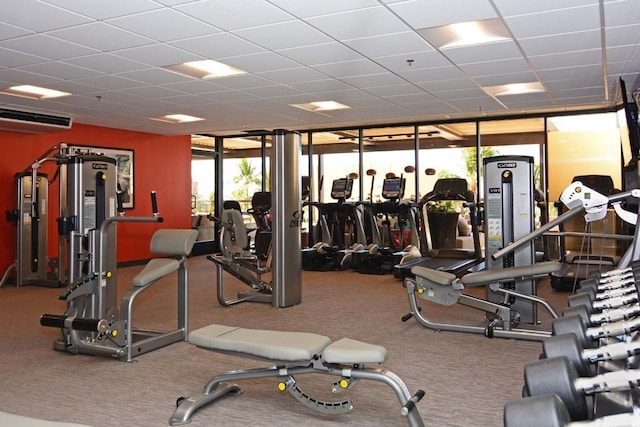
271,130 -> 302,307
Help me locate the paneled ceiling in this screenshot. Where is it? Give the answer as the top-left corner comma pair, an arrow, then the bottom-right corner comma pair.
1,0 -> 639,137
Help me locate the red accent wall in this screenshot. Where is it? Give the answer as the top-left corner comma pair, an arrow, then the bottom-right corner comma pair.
0,123 -> 191,272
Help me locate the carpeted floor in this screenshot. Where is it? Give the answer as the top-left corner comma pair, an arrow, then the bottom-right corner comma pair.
0,255 -> 569,426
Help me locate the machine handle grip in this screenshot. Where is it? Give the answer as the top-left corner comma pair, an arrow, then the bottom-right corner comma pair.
151,191 -> 158,216
401,389 -> 425,416
116,189 -> 124,214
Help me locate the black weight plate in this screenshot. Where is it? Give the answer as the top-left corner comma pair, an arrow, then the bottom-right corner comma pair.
552,315 -> 593,349
562,305 -> 592,327
524,356 -> 589,421
543,334 -> 592,377
567,292 -> 594,312
504,394 -> 570,427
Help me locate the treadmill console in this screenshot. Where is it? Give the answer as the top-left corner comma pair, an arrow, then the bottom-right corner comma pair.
382,177 -> 405,200
331,178 -> 353,201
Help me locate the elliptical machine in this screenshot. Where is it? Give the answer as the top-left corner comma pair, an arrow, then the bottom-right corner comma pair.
356,170 -> 421,275
302,175 -> 366,271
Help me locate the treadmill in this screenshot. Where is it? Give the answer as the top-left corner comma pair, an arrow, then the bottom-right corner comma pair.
393,178 -> 483,279
550,174 -> 624,291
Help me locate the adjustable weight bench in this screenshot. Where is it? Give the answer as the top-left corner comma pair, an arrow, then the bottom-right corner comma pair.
169,324 -> 425,426
0,412 -> 91,427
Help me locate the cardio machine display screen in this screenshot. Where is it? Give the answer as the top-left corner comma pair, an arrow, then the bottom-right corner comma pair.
331,178 -> 352,200
382,178 -> 403,199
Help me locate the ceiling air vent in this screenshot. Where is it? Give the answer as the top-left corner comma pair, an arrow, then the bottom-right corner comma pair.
0,106 -> 72,134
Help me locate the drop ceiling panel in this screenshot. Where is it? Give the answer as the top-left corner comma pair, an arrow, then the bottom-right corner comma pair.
604,0 -> 640,27
223,52 -> 301,73
457,58 -> 531,77
401,66 -> 466,83
524,32 -> 604,61
443,41 -> 523,64
255,67 -> 329,85
170,33 -> 264,59
3,0 -> 91,32
505,5 -> 600,39
233,20 -> 333,50
373,51 -> 452,73
277,42 -> 365,66
107,8 -> 219,42
474,72 -> 540,87
492,0 -> 598,17
290,79 -> 362,93
65,53 -> 149,74
387,0 -> 498,29
365,83 -> 426,97
0,22 -> 33,39
19,61 -> 100,80
74,74 -> 147,91
306,6 -> 408,40
113,44 -> 198,67
48,22 -> 155,53
0,47 -> 48,68
266,0 -> 380,18
118,67 -> 191,85
313,59 -> 388,78
606,23 -> 640,48
41,0 -> 163,20
0,34 -> 98,60
175,0 -> 293,31
340,73 -> 409,88
529,49 -> 602,70
343,32 -> 433,58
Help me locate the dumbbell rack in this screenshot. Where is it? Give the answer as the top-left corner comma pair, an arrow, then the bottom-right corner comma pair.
504,262 -> 640,425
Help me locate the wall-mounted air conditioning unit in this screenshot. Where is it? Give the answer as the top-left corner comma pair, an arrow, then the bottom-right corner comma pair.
0,105 -> 72,134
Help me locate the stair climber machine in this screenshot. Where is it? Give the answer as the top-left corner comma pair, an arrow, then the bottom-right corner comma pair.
550,174 -> 629,291
29,144 -> 189,361
356,170 -> 421,275
207,191 -> 274,306
302,176 -> 366,271
393,176 -> 483,280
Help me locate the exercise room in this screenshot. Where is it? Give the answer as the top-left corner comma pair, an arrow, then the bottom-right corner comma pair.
1,2 -> 640,426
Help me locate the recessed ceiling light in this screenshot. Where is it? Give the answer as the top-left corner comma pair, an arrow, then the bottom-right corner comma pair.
482,82 -> 545,97
418,18 -> 511,49
150,114 -> 205,123
0,85 -> 71,99
290,101 -> 351,112
162,60 -> 247,79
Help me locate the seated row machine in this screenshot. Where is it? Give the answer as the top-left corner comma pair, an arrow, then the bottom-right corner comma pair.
207,192 -> 273,306
403,180 -> 639,341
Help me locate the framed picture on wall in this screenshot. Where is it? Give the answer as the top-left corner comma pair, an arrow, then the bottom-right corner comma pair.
68,145 -> 135,209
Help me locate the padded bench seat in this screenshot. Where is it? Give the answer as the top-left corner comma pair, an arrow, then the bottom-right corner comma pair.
189,324 -> 387,364
0,412 -> 91,427
412,260 -> 562,288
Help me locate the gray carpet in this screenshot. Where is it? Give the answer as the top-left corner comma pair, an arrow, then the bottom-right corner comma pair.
0,256 -> 567,427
